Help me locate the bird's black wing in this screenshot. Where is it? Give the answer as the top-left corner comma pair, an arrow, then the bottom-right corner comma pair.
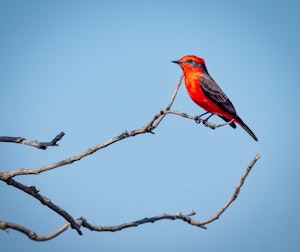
200,73 -> 237,117
200,73 -> 258,140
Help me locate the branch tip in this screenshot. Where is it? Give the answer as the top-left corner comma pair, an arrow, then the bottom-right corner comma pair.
0,131 -> 65,150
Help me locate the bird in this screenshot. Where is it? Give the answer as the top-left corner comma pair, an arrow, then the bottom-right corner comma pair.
172,55 -> 258,141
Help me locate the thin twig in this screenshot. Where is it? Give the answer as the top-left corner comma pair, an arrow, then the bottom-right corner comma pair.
76,210 -> 204,232
151,74 -> 183,128
0,221 -> 70,241
0,132 -> 65,150
198,154 -> 260,226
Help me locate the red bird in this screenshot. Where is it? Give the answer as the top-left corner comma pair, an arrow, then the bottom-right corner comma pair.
172,55 -> 258,141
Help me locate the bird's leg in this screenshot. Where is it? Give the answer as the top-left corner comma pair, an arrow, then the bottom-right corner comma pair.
202,113 -> 215,127
203,113 -> 214,122
194,112 -> 210,124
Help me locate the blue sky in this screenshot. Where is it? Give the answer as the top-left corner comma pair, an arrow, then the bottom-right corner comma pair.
1,0 -> 299,251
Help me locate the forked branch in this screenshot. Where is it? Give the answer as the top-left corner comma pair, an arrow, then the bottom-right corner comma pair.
0,75 -> 232,181
0,154 -> 260,240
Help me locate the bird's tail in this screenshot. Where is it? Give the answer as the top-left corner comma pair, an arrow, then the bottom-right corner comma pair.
236,116 -> 258,141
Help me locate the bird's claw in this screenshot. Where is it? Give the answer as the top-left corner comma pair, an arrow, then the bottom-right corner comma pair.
194,113 -> 217,129
147,126 -> 155,134
194,116 -> 202,124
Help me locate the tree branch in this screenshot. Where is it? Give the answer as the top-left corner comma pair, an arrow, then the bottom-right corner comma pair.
74,154 -> 260,232
196,153 -> 260,226
4,178 -> 82,235
0,76 -> 185,180
76,210 -> 205,232
0,132 -> 65,150
161,110 -> 234,129
0,76 -> 232,181
0,154 -> 260,240
0,75 -> 185,234
0,221 -> 70,241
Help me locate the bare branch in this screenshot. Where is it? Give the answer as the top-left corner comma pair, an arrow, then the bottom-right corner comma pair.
0,132 -> 65,150
151,74 -> 184,128
0,76 -> 185,180
4,178 -> 82,235
76,210 -> 206,232
0,75 -> 185,235
167,74 -> 184,110
0,221 -> 70,241
198,154 -> 260,226
76,154 -> 260,233
0,75 -> 231,181
79,154 -> 260,234
162,110 -> 235,129
0,153 -> 260,240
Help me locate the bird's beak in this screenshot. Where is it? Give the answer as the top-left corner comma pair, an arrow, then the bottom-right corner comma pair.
171,60 -> 180,64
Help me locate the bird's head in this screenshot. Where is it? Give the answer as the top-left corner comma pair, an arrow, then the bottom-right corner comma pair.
172,55 -> 207,73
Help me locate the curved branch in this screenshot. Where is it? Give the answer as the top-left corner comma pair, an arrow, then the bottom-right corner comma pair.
4,178 -> 82,235
78,154 -> 260,233
0,132 -> 65,150
0,221 -> 70,241
198,154 -> 260,226
76,210 -> 205,232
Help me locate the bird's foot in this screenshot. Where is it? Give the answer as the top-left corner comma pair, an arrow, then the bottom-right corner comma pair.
194,115 -> 202,124
195,113 -> 218,129
194,112 -> 210,124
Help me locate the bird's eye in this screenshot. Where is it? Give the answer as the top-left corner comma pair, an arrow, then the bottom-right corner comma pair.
186,59 -> 193,63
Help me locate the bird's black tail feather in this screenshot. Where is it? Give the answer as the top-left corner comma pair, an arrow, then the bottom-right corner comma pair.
236,116 -> 258,141
219,115 -> 258,141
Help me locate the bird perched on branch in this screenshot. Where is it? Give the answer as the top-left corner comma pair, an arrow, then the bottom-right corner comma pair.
172,55 -> 258,141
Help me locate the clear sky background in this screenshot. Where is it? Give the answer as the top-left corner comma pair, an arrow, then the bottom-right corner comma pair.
1,0 -> 299,251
